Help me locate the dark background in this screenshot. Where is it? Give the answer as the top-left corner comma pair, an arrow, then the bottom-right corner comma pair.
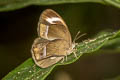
0,3 -> 120,80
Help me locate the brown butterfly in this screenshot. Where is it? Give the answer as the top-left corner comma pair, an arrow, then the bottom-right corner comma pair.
31,9 -> 80,68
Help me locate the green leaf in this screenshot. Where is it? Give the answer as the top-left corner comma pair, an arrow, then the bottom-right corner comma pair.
104,75 -> 120,80
0,0 -> 120,12
2,30 -> 120,80
104,0 -> 120,8
0,0 -> 102,12
102,38 -> 120,50
2,58 -> 56,80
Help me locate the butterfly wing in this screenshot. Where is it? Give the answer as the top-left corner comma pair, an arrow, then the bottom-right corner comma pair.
36,57 -> 63,68
32,38 -> 70,68
46,39 -> 70,56
31,38 -> 49,61
32,9 -> 74,68
38,9 -> 72,46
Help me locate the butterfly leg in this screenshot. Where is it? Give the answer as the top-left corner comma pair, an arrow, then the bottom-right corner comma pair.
72,48 -> 78,58
65,55 -> 68,61
62,55 -> 67,62
73,51 -> 77,58
61,57 -> 65,63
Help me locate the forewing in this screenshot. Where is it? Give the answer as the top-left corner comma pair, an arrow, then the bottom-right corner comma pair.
38,9 -> 72,45
46,39 -> 70,56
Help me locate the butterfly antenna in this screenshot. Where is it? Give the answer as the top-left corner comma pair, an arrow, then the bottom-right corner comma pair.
73,31 -> 81,43
73,31 -> 86,43
75,33 -> 86,41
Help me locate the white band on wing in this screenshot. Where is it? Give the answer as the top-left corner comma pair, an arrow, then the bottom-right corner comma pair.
44,25 -> 49,39
46,17 -> 61,24
43,46 -> 47,57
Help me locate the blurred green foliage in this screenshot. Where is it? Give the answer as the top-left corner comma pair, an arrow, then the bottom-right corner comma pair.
0,0 -> 120,11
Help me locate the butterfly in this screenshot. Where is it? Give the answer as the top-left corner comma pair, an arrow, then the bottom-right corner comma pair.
31,9 -> 80,68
